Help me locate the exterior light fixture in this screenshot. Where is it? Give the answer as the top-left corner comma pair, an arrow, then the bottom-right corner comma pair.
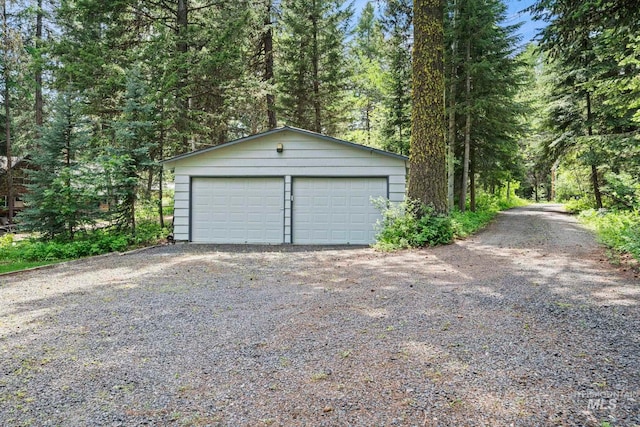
276,143 -> 284,153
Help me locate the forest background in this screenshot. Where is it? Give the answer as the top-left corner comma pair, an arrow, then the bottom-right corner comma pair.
0,0 -> 638,265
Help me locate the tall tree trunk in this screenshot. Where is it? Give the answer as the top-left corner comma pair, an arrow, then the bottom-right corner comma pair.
64,109 -> 73,239
264,0 -> 276,129
447,0 -> 458,211
158,99 -> 165,229
408,0 -> 447,214
458,38 -> 471,212
146,169 -> 153,198
470,147 -> 476,212
176,0 -> 191,149
365,103 -> 371,145
3,1 -> 13,221
550,159 -> 559,201
311,0 -> 321,133
586,92 -> 602,209
34,0 -> 43,132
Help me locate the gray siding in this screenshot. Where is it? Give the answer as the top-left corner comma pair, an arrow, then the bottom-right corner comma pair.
167,131 -> 407,241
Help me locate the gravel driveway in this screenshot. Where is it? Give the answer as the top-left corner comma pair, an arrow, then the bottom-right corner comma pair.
1,204 -> 639,426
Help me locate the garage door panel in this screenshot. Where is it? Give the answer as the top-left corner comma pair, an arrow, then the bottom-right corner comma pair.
191,178 -> 284,244
293,177 -> 387,245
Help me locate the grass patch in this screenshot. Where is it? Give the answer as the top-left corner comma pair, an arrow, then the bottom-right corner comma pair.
450,208 -> 498,238
0,260 -> 60,275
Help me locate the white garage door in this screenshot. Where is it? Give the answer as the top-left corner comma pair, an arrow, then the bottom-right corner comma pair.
191,178 -> 284,244
293,177 -> 387,245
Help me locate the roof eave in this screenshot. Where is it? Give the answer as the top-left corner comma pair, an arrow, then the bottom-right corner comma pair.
161,126 -> 409,165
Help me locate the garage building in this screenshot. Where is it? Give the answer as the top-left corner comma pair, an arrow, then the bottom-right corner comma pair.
163,127 -> 407,245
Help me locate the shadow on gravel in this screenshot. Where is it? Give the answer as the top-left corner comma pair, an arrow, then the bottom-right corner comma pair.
172,243 -> 371,253
1,207 -> 639,426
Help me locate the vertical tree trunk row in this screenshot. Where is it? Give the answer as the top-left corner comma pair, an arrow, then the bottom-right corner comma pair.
459,38 -> 471,212
446,0 -> 458,211
586,92 -> 603,209
311,0 -> 321,133
3,1 -> 13,221
35,0 -> 43,131
176,0 -> 190,149
264,0 -> 277,129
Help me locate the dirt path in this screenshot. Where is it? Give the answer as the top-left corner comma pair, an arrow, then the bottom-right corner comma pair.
1,204 -> 639,426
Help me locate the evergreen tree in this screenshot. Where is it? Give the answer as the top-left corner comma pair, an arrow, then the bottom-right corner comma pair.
459,0 -> 524,209
276,0 -> 353,135
19,94 -> 98,240
442,0 -> 524,211
107,67 -> 156,233
346,2 -> 385,145
380,0 -> 412,154
529,0 -> 640,209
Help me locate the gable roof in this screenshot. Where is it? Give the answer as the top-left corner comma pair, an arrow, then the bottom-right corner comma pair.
162,126 -> 408,165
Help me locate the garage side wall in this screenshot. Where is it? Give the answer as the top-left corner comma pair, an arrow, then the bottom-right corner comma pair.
169,131 -> 406,242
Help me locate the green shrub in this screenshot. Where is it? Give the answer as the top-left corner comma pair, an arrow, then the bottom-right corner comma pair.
602,172 -> 640,210
0,222 -> 165,265
565,196 -> 597,214
373,199 -> 453,250
579,209 -> 640,261
132,221 -> 166,246
373,193 -> 527,251
0,233 -> 13,249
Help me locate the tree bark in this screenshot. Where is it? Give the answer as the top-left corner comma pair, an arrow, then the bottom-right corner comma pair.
550,160 -> 559,201
64,106 -> 73,239
263,0 -> 276,129
447,0 -> 458,211
458,38 -> 471,212
176,0 -> 191,149
586,92 -> 602,209
408,0 -> 447,214
470,147 -> 476,212
311,0 -> 321,133
158,99 -> 165,229
35,0 -> 43,131
3,1 -> 13,221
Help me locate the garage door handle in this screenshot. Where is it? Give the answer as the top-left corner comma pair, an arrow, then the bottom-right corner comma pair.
290,196 -> 294,202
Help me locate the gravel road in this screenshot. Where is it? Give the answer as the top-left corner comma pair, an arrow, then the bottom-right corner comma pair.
1,204 -> 639,426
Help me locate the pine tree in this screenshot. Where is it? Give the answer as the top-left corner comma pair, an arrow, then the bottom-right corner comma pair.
19,94 -> 98,240
277,0 -> 353,135
529,0 -> 640,209
108,67 -> 156,233
455,0 -> 524,210
380,0 -> 412,154
347,2 -> 385,145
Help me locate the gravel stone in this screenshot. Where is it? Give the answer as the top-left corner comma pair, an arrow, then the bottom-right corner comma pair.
1,204 -> 639,426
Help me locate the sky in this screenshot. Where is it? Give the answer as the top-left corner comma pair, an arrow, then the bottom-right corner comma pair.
352,0 -> 542,47
504,0 -> 540,46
